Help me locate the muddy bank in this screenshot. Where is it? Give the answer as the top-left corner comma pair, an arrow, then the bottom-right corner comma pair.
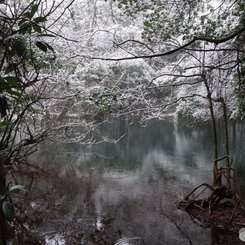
179,200 -> 245,232
178,200 -> 245,245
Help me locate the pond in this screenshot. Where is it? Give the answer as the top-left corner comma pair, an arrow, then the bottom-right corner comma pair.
10,118 -> 245,244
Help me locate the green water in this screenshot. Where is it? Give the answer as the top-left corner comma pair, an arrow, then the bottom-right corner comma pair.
19,119 -> 245,244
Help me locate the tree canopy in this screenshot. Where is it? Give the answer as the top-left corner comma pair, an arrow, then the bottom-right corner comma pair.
109,0 -> 245,42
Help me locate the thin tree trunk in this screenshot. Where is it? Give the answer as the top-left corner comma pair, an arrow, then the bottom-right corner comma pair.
203,76 -> 221,186
220,98 -> 231,190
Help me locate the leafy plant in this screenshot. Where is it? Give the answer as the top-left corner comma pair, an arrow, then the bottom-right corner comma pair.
0,185 -> 27,222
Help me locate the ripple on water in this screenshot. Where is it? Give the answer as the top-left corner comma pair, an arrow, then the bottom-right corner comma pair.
115,237 -> 145,245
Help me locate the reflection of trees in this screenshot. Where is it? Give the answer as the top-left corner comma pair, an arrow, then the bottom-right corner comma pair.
9,118 -> 245,243
34,119 -> 245,178
9,163 -> 102,243
9,162 -> 212,244
93,170 -> 211,245
92,119 -> 214,172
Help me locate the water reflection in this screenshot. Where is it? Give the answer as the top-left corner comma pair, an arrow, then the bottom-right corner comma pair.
11,119 -> 245,244
45,235 -> 65,245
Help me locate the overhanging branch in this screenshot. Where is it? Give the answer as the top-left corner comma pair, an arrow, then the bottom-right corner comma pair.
88,26 -> 245,61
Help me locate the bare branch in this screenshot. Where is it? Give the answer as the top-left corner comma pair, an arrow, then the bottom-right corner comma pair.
116,39 -> 155,53
147,73 -> 203,88
86,26 -> 245,61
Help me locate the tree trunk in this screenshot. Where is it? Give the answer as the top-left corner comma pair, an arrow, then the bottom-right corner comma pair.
220,98 -> 231,190
203,76 -> 221,186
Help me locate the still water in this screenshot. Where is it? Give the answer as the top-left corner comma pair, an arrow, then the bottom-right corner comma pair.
14,119 -> 245,244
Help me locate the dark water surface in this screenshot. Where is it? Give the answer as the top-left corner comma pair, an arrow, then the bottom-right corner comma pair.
13,119 -> 245,244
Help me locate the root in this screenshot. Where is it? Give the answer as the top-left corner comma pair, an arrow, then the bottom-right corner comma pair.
179,183 -> 232,212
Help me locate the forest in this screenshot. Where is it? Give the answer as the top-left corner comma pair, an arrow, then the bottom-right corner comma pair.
0,0 -> 245,244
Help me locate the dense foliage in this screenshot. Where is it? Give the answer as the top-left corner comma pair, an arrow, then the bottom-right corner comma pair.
0,1 -> 75,243
99,0 -> 245,120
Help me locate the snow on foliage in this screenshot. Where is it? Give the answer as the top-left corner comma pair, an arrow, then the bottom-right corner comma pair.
31,0 -> 245,136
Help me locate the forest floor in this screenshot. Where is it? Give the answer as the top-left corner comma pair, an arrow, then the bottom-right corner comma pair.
177,183 -> 245,244
179,201 -> 245,233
